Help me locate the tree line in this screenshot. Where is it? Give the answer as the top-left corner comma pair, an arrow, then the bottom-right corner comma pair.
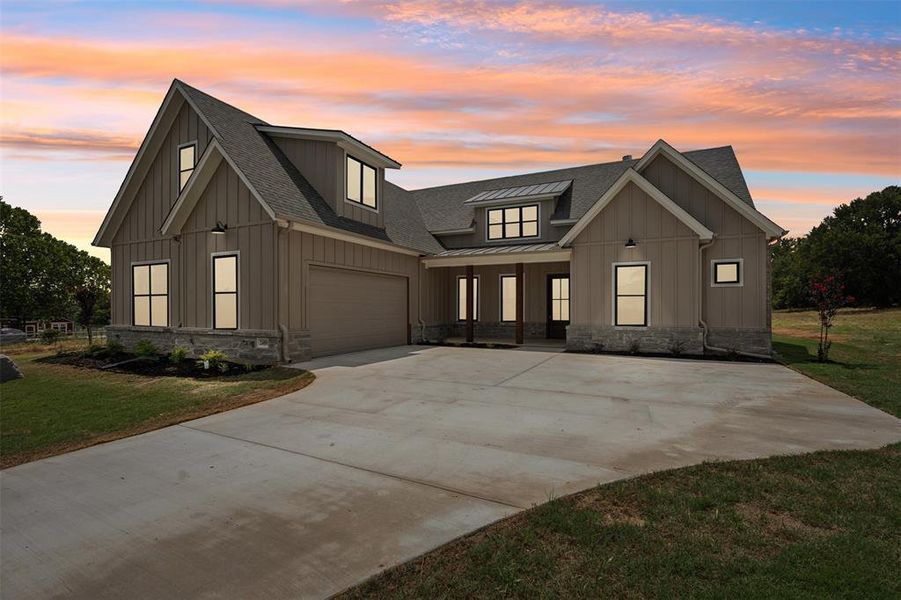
771,185 -> 900,309
0,198 -> 111,334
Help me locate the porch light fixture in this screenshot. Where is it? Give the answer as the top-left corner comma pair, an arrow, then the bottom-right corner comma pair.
625,238 -> 637,248
211,221 -> 228,235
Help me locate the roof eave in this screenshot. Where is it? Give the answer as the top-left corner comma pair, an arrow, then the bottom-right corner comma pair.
256,125 -> 401,169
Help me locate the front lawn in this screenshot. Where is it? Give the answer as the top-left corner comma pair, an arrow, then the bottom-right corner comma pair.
0,345 -> 314,468
772,307 -> 900,418
344,445 -> 901,599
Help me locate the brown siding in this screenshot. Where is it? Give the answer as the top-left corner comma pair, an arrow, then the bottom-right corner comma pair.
109,101 -> 277,331
425,262 -> 569,324
273,137 -> 342,214
280,229 -> 419,332
642,154 -> 769,329
570,181 -> 699,328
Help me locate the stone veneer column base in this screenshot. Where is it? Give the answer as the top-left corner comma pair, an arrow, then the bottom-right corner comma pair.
706,328 -> 772,356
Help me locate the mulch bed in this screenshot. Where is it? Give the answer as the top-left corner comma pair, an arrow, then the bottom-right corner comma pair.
38,352 -> 257,378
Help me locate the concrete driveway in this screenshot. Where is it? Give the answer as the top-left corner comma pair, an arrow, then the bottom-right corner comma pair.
3,346 -> 899,599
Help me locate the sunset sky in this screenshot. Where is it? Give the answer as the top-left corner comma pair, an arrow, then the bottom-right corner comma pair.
1,0 -> 899,262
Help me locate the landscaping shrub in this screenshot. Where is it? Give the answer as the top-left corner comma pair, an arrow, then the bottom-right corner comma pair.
39,329 -> 62,344
198,349 -> 229,372
134,340 -> 160,358
106,338 -> 125,355
169,346 -> 189,363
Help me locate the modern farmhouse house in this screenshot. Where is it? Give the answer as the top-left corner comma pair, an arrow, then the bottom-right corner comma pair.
94,80 -> 786,363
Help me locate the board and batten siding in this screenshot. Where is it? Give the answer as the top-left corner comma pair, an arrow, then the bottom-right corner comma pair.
111,101 -> 214,327
570,181 -> 699,328
642,154 -> 768,329
111,155 -> 277,330
279,229 -> 419,333
435,198 -> 569,250
425,262 -> 570,324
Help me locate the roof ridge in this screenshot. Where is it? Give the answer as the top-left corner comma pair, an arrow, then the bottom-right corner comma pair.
174,79 -> 269,126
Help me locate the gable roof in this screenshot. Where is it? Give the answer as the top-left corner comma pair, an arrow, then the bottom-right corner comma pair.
404,146 -> 757,235
558,169 -> 714,246
95,79 -> 441,254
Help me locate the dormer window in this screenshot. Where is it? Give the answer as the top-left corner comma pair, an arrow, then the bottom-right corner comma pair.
178,142 -> 196,191
346,155 -> 377,209
487,205 -> 539,240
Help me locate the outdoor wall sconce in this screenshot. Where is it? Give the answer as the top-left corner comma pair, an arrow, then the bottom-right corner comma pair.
211,221 -> 228,235
625,238 -> 637,248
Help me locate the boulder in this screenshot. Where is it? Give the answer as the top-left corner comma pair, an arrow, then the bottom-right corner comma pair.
0,354 -> 23,383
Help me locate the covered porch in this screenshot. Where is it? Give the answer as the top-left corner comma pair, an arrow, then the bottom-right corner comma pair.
420,243 -> 571,347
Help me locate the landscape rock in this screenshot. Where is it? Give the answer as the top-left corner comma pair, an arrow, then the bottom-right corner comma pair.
0,354 -> 24,383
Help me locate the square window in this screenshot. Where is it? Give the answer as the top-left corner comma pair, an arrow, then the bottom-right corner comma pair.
486,204 -> 539,240
713,260 -> 741,285
488,224 -> 503,239
133,262 -> 168,327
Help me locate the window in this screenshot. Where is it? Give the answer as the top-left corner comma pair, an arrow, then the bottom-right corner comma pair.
712,259 -> 743,286
456,276 -> 479,321
550,275 -> 570,321
487,205 -> 539,240
178,143 -> 196,191
346,155 -> 377,209
614,264 -> 648,327
212,254 -> 239,330
133,263 -> 168,327
500,275 -> 518,322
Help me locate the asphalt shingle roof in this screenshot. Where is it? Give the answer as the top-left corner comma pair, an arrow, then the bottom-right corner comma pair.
402,147 -> 754,234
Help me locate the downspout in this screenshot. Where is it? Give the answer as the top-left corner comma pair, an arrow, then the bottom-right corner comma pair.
698,236 -> 773,361
276,223 -> 289,362
417,260 -> 426,343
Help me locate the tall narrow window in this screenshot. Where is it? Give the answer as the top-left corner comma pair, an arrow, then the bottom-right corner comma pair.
456,276 -> 479,321
500,275 -> 518,322
614,264 -> 648,327
346,155 -> 377,209
133,263 -> 168,327
178,143 -> 196,191
213,254 -> 238,330
550,275 -> 570,321
487,205 -> 539,240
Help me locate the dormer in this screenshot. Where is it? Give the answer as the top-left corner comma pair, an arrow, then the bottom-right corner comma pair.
466,180 -> 572,244
259,126 -> 401,228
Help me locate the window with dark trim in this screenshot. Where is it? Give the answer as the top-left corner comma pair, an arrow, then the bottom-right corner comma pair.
614,264 -> 647,327
487,205 -> 539,240
713,260 -> 742,285
346,155 -> 377,209
178,143 -> 196,191
212,254 -> 238,330
549,275 -> 570,322
456,276 -> 479,321
133,263 -> 168,327
500,275 -> 517,322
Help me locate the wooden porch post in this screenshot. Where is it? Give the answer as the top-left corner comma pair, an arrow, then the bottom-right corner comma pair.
515,262 -> 524,345
465,264 -> 474,343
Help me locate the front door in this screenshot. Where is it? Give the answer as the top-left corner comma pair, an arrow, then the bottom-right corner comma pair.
546,274 -> 570,339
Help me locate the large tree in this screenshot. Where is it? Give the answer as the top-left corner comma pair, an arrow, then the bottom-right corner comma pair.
771,186 -> 901,309
0,198 -> 111,325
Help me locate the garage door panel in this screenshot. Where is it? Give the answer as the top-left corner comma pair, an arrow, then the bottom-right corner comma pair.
309,266 -> 407,357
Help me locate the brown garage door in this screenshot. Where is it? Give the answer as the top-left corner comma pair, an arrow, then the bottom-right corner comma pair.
308,266 -> 408,357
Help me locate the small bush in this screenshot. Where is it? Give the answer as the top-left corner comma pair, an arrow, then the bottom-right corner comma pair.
39,329 -> 62,344
106,338 -> 125,355
134,340 -> 160,357
198,349 -> 229,372
85,343 -> 108,358
169,346 -> 189,363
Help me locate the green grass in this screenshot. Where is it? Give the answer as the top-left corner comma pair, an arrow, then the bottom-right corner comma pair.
0,346 -> 313,467
344,445 -> 901,599
772,307 -> 901,418
342,308 -> 901,598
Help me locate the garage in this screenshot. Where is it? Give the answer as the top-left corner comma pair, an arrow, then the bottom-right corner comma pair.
308,266 -> 408,357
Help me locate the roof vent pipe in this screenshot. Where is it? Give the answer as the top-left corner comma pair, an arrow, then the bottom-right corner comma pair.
622,155 -> 633,161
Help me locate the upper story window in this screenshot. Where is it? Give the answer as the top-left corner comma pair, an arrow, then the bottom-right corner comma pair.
487,205 -> 539,240
178,142 -> 196,191
346,155 -> 377,209
133,262 -> 168,327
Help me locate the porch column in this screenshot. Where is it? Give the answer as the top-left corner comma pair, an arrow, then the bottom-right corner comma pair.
465,264 -> 474,343
515,262 -> 524,345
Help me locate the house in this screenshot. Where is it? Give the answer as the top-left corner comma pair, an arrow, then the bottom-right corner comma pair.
94,80 -> 786,363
